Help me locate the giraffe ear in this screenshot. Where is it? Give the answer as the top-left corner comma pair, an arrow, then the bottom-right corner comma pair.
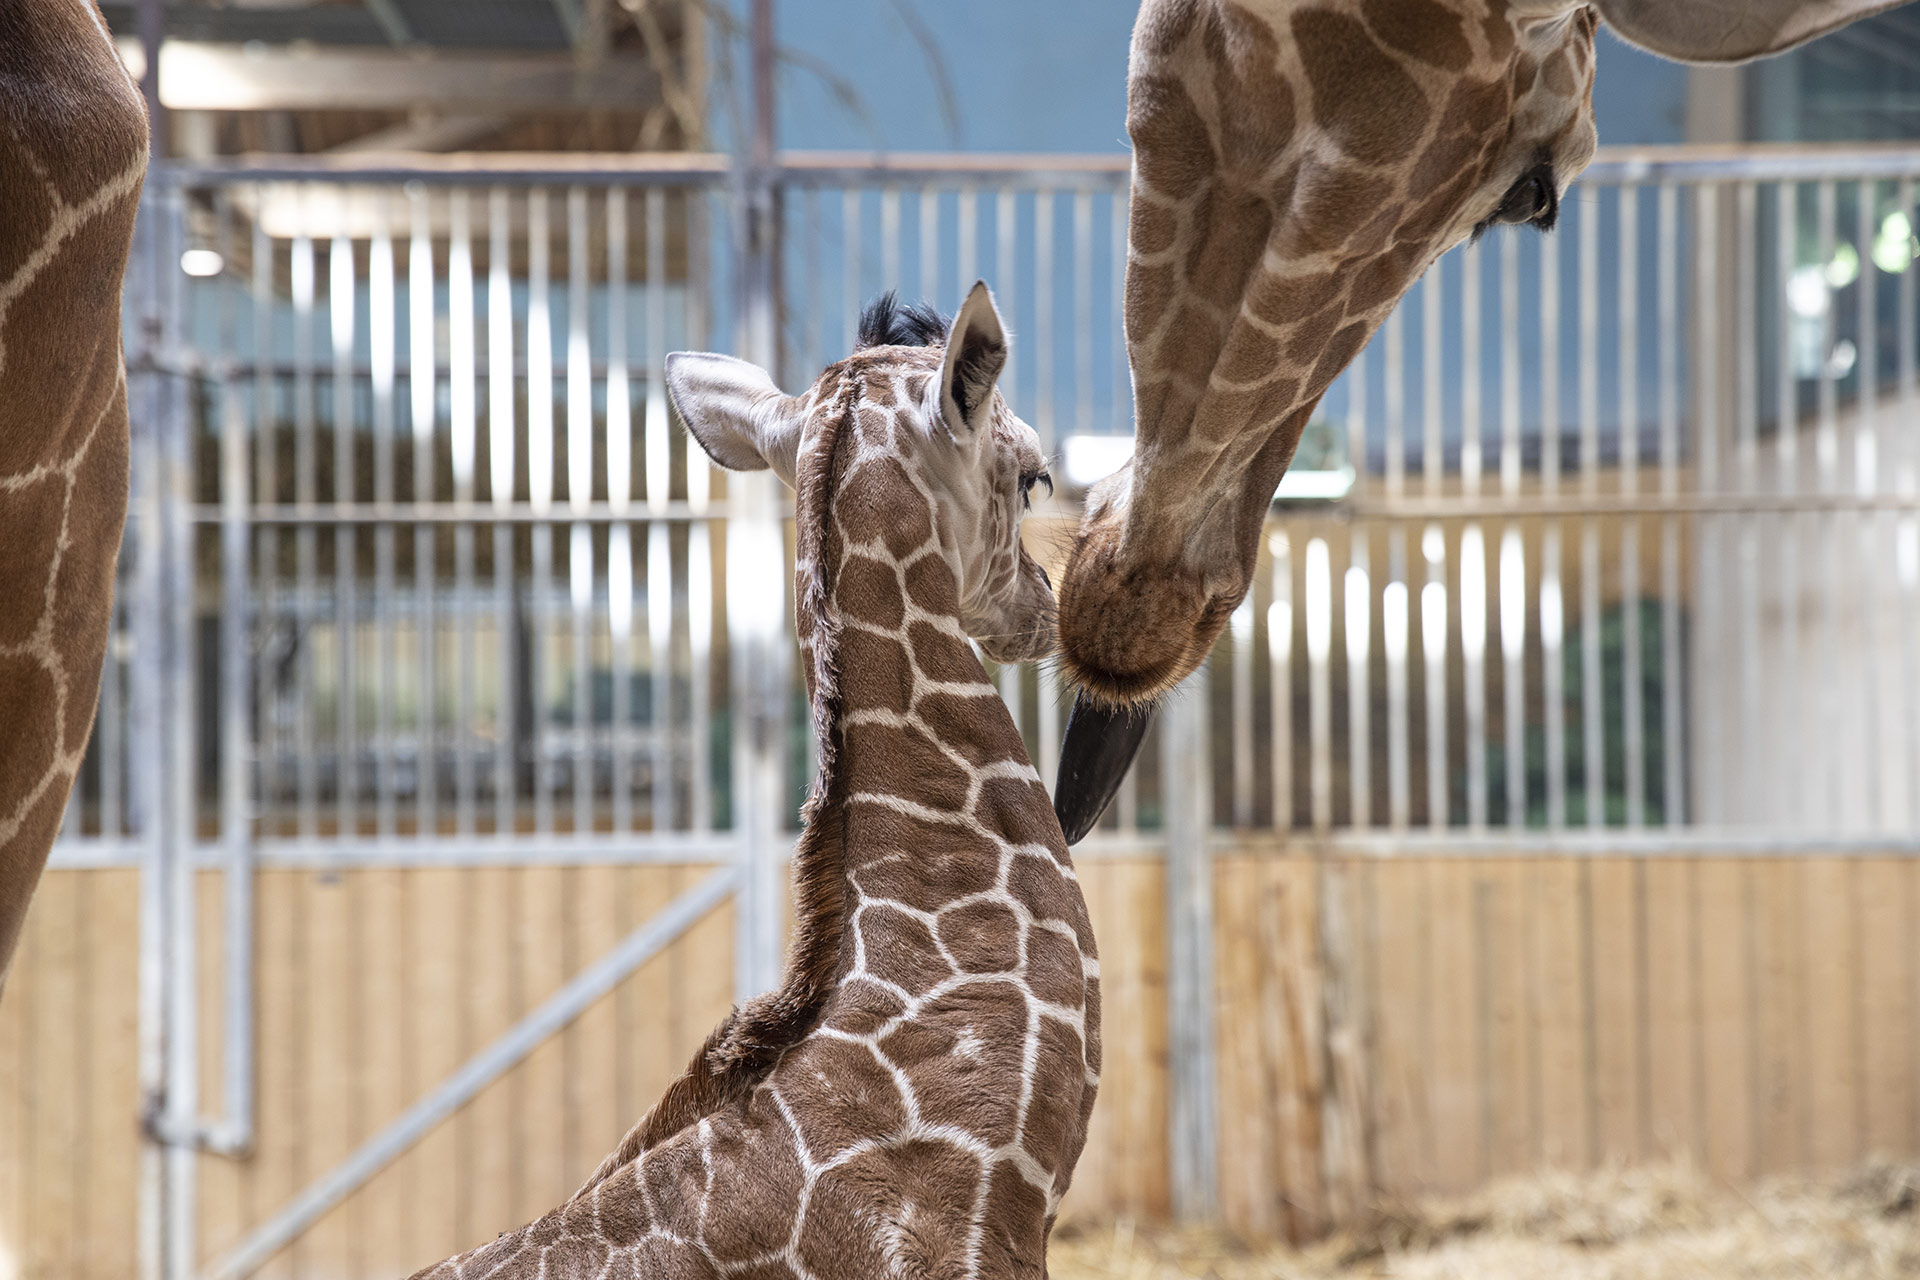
1592,0 -> 1906,61
938,281 -> 1009,438
665,352 -> 805,488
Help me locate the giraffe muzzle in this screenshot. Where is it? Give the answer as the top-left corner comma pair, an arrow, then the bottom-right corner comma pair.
1052,691 -> 1153,845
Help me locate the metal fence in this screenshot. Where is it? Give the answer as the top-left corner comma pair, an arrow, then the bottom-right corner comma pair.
53,146 -> 1920,1276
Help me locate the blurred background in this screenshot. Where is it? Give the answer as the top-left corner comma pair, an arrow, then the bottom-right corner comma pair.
7,2 -> 1920,1277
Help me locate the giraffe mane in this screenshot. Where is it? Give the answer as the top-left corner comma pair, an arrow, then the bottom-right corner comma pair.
575,369 -> 863,1195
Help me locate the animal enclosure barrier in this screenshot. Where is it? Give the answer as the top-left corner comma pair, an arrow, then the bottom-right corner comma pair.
5,146 -> 1920,1279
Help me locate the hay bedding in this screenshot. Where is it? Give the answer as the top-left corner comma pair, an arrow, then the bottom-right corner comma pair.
1050,1163 -> 1920,1279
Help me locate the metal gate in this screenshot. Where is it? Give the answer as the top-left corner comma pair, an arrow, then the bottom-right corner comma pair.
45,146 -> 1920,1277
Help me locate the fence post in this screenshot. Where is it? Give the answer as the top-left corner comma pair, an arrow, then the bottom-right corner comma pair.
731,0 -> 787,1004
1162,667 -> 1218,1220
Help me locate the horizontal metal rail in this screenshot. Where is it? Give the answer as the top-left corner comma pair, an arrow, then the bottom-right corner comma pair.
1347,490 -> 1920,518
203,864 -> 739,1280
188,501 -> 732,525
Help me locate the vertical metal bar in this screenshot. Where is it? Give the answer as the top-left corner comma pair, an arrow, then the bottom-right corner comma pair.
293,223 -> 318,839
330,232 -> 358,838
608,187 -> 633,835
1461,523 -> 1488,830
1231,597 -> 1254,829
529,187 -> 555,836
1694,183 -> 1723,824
649,525 -> 673,831
1162,664 -> 1216,1221
1462,239 -> 1482,496
1385,307 -> 1405,498
997,187 -> 1019,417
1074,190 -> 1093,439
1500,231 -> 1521,498
1775,181 -> 1803,831
647,190 -> 671,519
1307,536 -> 1333,832
842,187 -> 861,352
1422,267 -> 1443,493
881,186 -> 901,292
1620,184 -> 1646,828
1270,533 -> 1293,832
1385,534 -> 1410,831
451,191 -> 478,837
373,200 -> 399,838
1856,181 -> 1883,828
1659,183 -> 1684,826
215,188 -> 255,1156
1899,177 -> 1919,831
1734,182 -> 1761,829
1036,190 -> 1055,451
1499,526 -> 1525,828
920,182 -> 939,304
1542,216 -> 1566,829
1581,194 -> 1604,828
957,185 -> 977,304
252,205 -> 278,837
410,188 -> 438,837
1347,534 -> 1372,828
1816,179 -> 1842,825
689,521 -> 714,834
1422,525 -> 1448,830
568,187 -> 594,836
488,187 -> 517,837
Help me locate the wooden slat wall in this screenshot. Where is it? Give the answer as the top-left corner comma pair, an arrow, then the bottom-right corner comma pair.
4,853 -> 1920,1274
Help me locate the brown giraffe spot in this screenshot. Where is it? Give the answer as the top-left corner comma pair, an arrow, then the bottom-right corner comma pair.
845,720 -> 971,810
1247,267 -> 1338,329
850,832 -> 1001,915
1401,164 -> 1485,245
904,373 -> 930,404
821,976 -> 908,1035
836,457 -> 932,560
1513,52 -> 1539,97
1019,1016 -> 1092,1175
1213,321 -> 1286,387
723,1264 -> 800,1280
855,404 -> 893,450
779,1034 -> 910,1157
905,620 -> 981,686
1481,6 -> 1515,58
1408,128 -> 1485,202
1082,975 -> 1103,1076
635,1132 -> 709,1240
914,689 -> 1026,766
1448,74 -> 1512,137
901,550 -> 960,613
837,625 -> 914,714
0,653 -> 59,818
976,1163 -> 1049,1276
636,1238 -> 715,1274
0,126 -> 56,281
538,1235 -> 608,1277
885,988 -> 1028,1145
1130,200 -> 1179,257
0,218 -> 130,474
834,553 -> 904,630
1005,853 -> 1086,933
1208,4 -> 1296,172
855,901 -> 954,996
1292,10 -> 1430,168
1132,0 -> 1200,57
1128,73 -> 1216,196
799,1142 -> 980,1278
1205,375 -> 1300,445
0,469 -> 65,648
1187,187 -> 1273,310
1362,0 -> 1472,70
1308,321 -> 1376,398
1541,46 -> 1576,97
700,1113 -> 807,1261
586,1162 -> 651,1242
1348,242 -> 1428,314
936,900 -> 1022,974
972,776 -> 1060,849
1023,924 -> 1086,1009
1278,165 -> 1393,258
863,375 -> 897,407
1282,301 -> 1344,367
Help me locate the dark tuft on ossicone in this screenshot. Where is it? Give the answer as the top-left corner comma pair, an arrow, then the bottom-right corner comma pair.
856,290 -> 950,350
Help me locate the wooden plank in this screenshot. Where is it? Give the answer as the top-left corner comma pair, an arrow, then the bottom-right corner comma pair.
1695,858 -> 1756,1182
358,865 -> 417,1277
1426,860 -> 1482,1192
622,862 -> 675,1135
302,867 -> 361,1276
515,864 -> 569,1220
403,867 -> 465,1265
1802,858 -> 1862,1169
0,874 -> 26,1279
464,864 -> 518,1251
1209,856 -> 1265,1236
1364,858 -> 1428,1201
1587,859 -> 1644,1164
1641,859 -> 1700,1158
1274,856 -> 1324,1234
1857,858 -> 1912,1160
1751,857 -> 1806,1174
1530,859 -> 1588,1170
570,863 -> 625,1186
250,867 -> 302,1280
83,870 -> 141,1280
23,871 -> 78,1280
195,869 -> 243,1274
1476,864 -> 1530,1176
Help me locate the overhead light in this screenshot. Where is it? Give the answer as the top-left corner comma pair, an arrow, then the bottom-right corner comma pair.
180,248 -> 224,277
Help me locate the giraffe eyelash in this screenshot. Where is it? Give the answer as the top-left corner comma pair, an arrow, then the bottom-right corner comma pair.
1019,470 -> 1053,510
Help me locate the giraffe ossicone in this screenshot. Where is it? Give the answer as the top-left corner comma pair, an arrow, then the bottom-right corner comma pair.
409,281 -> 1099,1280
1050,0 -> 1908,842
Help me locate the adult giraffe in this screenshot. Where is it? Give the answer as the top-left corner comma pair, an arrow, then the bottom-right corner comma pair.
0,0 -> 149,989
1052,0 -> 1914,840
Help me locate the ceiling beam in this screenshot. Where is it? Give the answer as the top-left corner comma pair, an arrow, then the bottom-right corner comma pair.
115,40 -> 661,112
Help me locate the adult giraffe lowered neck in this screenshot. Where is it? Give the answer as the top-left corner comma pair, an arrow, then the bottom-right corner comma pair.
406,285 -> 1099,1279
1051,0 -> 1914,843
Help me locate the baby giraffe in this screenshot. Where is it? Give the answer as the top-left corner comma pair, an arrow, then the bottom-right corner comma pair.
409,283 -> 1099,1280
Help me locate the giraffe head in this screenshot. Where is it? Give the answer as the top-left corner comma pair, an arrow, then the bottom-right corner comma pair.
1049,0 -> 1907,841
668,282 -> 1057,664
